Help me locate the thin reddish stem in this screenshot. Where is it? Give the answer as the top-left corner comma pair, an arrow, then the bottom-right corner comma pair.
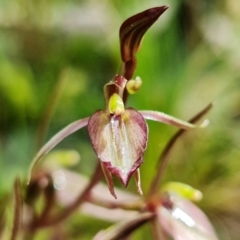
31,162 -> 102,229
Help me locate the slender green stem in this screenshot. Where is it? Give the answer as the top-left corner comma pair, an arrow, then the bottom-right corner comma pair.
36,71 -> 67,149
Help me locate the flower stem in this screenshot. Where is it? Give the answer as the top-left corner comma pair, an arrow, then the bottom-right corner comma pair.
11,178 -> 22,240
31,162 -> 102,229
150,216 -> 167,240
88,195 -> 145,211
36,70 -> 67,149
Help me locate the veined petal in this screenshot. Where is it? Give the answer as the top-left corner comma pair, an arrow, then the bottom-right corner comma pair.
158,195 -> 218,240
120,6 -> 169,62
139,110 -> 209,129
88,108 -> 148,186
28,118 -> 89,184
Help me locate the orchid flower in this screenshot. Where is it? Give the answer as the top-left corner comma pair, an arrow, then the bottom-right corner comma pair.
92,188 -> 219,240
28,6 -> 209,199
158,193 -> 218,240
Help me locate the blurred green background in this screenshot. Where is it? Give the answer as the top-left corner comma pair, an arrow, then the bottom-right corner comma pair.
0,0 -> 240,239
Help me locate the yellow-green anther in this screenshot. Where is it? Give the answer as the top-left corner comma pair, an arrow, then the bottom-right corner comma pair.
162,182 -> 203,202
126,77 -> 142,94
108,93 -> 125,115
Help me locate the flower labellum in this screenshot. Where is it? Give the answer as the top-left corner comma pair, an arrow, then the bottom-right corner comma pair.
88,75 -> 148,197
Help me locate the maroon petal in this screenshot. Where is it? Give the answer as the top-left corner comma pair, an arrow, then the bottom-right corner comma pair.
88,108 -> 148,186
120,6 -> 169,63
100,162 -> 117,199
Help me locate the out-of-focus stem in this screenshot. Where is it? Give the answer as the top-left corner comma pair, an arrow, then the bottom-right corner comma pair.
93,212 -> 155,240
31,162 -> 102,229
34,175 -> 55,226
150,216 -> 167,240
36,70 -> 67,149
88,195 -> 145,211
10,178 -> 22,240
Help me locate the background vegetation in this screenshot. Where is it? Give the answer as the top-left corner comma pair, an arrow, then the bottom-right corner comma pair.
0,0 -> 240,239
